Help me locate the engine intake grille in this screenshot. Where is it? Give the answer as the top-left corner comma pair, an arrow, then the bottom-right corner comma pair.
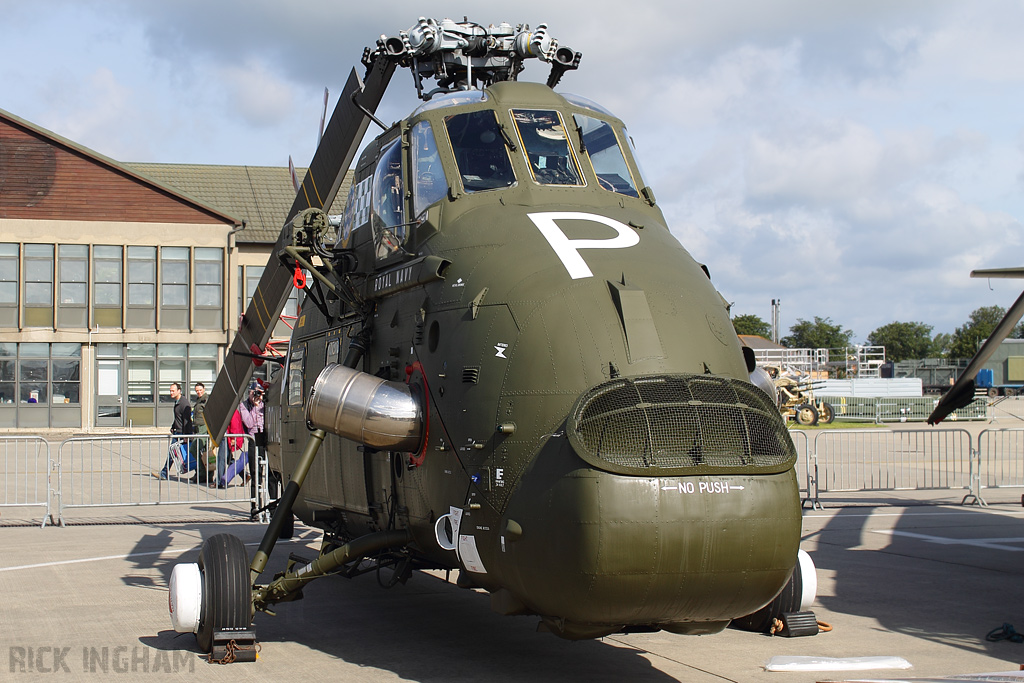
567,374 -> 796,475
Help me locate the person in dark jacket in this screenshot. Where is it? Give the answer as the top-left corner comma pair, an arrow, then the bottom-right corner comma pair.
192,382 -> 211,483
171,382 -> 194,436
156,382 -> 195,480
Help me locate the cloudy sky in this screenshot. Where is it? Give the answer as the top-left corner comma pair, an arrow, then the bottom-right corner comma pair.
3,1 -> 1023,341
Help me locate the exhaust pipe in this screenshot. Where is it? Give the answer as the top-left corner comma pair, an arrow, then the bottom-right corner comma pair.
306,364 -> 423,452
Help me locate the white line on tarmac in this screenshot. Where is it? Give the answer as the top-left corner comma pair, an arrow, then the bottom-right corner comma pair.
872,529 -> 1024,551
805,509 -> 1024,519
0,533 -> 319,573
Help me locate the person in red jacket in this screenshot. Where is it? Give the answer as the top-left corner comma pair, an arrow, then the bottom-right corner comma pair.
212,409 -> 245,488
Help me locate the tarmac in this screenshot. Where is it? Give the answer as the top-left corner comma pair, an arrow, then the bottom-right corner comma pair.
2,404 -> 1023,682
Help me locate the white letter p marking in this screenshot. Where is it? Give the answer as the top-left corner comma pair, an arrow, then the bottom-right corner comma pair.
528,212 -> 640,279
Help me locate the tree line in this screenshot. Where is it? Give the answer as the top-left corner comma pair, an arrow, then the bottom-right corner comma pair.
732,306 -> 1024,362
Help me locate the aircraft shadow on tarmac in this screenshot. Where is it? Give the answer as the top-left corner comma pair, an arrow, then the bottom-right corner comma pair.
811,502 -> 1023,659
133,524 -> 680,681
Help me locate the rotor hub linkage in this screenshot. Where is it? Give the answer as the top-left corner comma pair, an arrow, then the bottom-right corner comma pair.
363,18 -> 582,99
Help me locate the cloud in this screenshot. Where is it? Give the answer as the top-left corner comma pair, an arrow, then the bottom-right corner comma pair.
219,60 -> 295,128
43,67 -> 155,161
6,0 -> 1024,340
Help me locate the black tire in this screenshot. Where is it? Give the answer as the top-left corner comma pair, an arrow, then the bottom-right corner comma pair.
818,401 -> 835,424
196,534 -> 251,653
730,563 -> 805,632
795,403 -> 819,426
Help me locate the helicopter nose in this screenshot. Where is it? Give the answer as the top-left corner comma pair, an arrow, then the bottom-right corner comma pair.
492,373 -> 802,638
497,464 -> 801,637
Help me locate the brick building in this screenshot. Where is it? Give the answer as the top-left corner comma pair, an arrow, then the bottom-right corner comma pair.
0,108 -> 343,432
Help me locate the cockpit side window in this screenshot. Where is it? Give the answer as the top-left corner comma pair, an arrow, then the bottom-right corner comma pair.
287,342 -> 305,407
624,127 -> 649,190
444,110 -> 516,193
574,115 -> 639,198
371,140 -> 406,260
511,109 -> 583,186
411,121 -> 448,218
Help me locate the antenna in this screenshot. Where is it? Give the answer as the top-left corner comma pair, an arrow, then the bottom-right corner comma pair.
771,299 -> 781,344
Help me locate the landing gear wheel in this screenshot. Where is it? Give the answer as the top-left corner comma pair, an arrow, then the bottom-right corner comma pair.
731,549 -> 817,632
796,403 -> 819,426
196,534 -> 251,653
818,402 -> 835,424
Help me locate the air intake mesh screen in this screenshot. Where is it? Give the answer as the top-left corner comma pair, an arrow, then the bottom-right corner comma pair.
568,374 -> 795,474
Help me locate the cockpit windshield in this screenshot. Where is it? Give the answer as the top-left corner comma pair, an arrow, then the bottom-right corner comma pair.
511,109 -> 583,186
574,115 -> 639,198
444,110 -> 516,193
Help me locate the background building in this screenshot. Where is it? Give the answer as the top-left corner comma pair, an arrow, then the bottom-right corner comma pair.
0,108 -> 346,432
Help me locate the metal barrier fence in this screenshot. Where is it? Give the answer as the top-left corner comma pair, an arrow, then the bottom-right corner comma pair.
821,396 -> 988,423
788,430 -> 811,499
55,433 -> 267,526
0,437 -> 53,527
2,426 -> 1021,525
976,428 -> 1024,493
804,429 -> 975,507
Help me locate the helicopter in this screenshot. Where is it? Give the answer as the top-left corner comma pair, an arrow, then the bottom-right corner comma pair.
167,18 -> 817,656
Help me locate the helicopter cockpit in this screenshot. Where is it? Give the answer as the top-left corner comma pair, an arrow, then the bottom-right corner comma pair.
350,20 -> 645,261
366,97 -> 646,259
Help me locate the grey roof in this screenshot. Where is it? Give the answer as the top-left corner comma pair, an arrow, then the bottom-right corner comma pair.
126,163 -> 352,244
738,335 -> 786,350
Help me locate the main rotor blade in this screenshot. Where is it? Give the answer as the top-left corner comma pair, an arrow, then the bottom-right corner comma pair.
971,267 -> 1024,279
204,58 -> 397,444
928,279 -> 1024,424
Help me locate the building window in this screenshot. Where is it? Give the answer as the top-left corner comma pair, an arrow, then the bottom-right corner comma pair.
241,265 -> 263,317
0,342 -> 14,405
93,245 -> 122,328
23,244 -> 53,327
158,344 -> 186,403
160,247 -> 189,329
127,343 -> 156,405
127,246 -> 156,328
188,344 -> 218,389
124,343 -> 155,427
19,342 -> 49,405
193,247 -> 222,329
58,244 -> 88,328
50,343 -> 81,405
0,342 -> 81,427
157,344 -> 186,427
0,244 -> 17,328
240,264 -> 298,353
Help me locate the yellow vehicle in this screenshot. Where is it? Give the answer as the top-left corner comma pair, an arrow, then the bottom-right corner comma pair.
768,367 -> 835,426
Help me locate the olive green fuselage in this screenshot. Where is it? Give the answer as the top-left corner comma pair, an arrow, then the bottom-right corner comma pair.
268,81 -> 801,636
